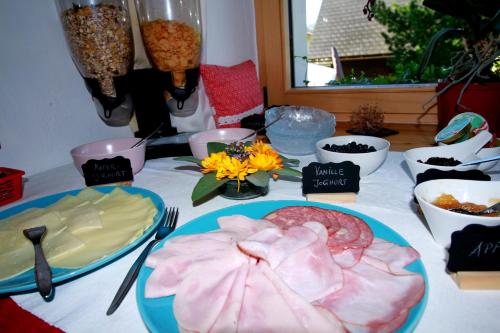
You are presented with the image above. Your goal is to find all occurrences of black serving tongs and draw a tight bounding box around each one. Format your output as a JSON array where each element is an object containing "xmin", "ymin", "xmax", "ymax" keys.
[{"xmin": 23, "ymin": 226, "xmax": 54, "ymax": 301}]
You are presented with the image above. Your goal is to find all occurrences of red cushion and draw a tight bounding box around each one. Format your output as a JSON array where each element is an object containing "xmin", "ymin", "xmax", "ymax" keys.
[{"xmin": 201, "ymin": 60, "xmax": 263, "ymax": 128}]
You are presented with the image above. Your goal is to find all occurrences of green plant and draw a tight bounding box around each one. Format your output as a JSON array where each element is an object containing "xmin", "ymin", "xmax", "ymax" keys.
[
  {"xmin": 416, "ymin": 0, "xmax": 500, "ymax": 110},
  {"xmin": 373, "ymin": 0, "xmax": 466, "ymax": 82}
]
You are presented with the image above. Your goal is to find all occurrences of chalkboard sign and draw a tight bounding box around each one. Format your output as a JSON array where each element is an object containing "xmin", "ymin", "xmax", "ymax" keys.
[
  {"xmin": 416, "ymin": 169, "xmax": 490, "ymax": 185},
  {"xmin": 447, "ymin": 224, "xmax": 500, "ymax": 272},
  {"xmin": 82, "ymin": 156, "xmax": 133, "ymax": 186},
  {"xmin": 302, "ymin": 162, "xmax": 360, "ymax": 195}
]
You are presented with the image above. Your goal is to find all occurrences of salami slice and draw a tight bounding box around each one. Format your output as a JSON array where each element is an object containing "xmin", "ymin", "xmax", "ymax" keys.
[
  {"xmin": 264, "ymin": 206, "xmax": 333, "ymax": 229},
  {"xmin": 264, "ymin": 206, "xmax": 374, "ymax": 259},
  {"xmin": 346, "ymin": 215, "xmax": 373, "ymax": 249}
]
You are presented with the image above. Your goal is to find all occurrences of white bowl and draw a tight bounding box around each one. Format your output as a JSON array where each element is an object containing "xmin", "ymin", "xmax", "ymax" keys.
[
  {"xmin": 188, "ymin": 128, "xmax": 257, "ymax": 160},
  {"xmin": 414, "ymin": 179, "xmax": 500, "ymax": 247},
  {"xmin": 70, "ymin": 137, "xmax": 145, "ymax": 175},
  {"xmin": 404, "ymin": 130, "xmax": 493, "ymax": 182},
  {"xmin": 404, "ymin": 146, "xmax": 478, "ymax": 182},
  {"xmin": 476, "ymin": 145, "xmax": 500, "ymax": 171},
  {"xmin": 438, "ymin": 136, "xmax": 500, "ymax": 171},
  {"xmin": 316, "ymin": 135, "xmax": 390, "ymax": 177}
]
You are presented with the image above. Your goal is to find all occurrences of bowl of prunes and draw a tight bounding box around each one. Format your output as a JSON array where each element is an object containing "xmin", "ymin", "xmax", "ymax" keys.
[
  {"xmin": 403, "ymin": 131, "xmax": 493, "ymax": 182},
  {"xmin": 316, "ymin": 135, "xmax": 390, "ymax": 176}
]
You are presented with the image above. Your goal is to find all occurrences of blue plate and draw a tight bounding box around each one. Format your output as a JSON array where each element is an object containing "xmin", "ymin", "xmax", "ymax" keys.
[
  {"xmin": 0, "ymin": 186, "xmax": 165, "ymax": 295},
  {"xmin": 137, "ymin": 200, "xmax": 428, "ymax": 333}
]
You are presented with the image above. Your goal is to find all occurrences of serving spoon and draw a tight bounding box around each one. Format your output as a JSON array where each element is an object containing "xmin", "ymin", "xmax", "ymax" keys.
[
  {"xmin": 130, "ymin": 122, "xmax": 164, "ymax": 149},
  {"xmin": 240, "ymin": 111, "xmax": 285, "ymax": 141},
  {"xmin": 449, "ymin": 202, "xmax": 500, "ymax": 216},
  {"xmin": 23, "ymin": 226, "xmax": 54, "ymax": 301},
  {"xmin": 459, "ymin": 154, "xmax": 500, "ymax": 167}
]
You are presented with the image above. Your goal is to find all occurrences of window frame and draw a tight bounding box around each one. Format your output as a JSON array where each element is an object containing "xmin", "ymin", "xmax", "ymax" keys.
[{"xmin": 254, "ymin": 0, "xmax": 438, "ymax": 124}]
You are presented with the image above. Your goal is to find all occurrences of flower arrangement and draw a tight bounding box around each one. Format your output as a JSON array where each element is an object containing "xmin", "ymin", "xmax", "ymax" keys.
[{"xmin": 175, "ymin": 140, "xmax": 302, "ymax": 203}]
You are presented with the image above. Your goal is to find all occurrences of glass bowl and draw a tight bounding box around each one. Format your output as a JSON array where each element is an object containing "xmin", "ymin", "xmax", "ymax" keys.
[{"xmin": 265, "ymin": 106, "xmax": 336, "ymax": 155}]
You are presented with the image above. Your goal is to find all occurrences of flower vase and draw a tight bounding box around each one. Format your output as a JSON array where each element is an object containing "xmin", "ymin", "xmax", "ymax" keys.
[{"xmin": 218, "ymin": 180, "xmax": 269, "ymax": 200}]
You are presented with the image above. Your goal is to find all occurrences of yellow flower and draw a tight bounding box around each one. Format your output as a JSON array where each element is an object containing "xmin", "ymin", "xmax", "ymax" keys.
[
  {"xmin": 201, "ymin": 152, "xmax": 227, "ymax": 173},
  {"xmin": 249, "ymin": 152, "xmax": 283, "ymax": 171},
  {"xmin": 217, "ymin": 156, "xmax": 257, "ymax": 181},
  {"xmin": 247, "ymin": 140, "xmax": 275, "ymax": 155}
]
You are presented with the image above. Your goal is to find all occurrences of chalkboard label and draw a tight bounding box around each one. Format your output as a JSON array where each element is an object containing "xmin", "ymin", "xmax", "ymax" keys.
[
  {"xmin": 447, "ymin": 224, "xmax": 500, "ymax": 272},
  {"xmin": 82, "ymin": 156, "xmax": 133, "ymax": 186},
  {"xmin": 302, "ymin": 162, "xmax": 360, "ymax": 195},
  {"xmin": 416, "ymin": 169, "xmax": 490, "ymax": 185}
]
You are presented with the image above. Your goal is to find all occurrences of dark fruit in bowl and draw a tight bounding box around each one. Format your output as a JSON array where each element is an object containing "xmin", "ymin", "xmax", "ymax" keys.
[
  {"xmin": 417, "ymin": 157, "xmax": 462, "ymax": 166},
  {"xmin": 323, "ymin": 141, "xmax": 376, "ymax": 153}
]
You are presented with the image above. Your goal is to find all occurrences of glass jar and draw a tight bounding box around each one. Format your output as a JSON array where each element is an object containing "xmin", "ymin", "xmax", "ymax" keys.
[
  {"xmin": 135, "ymin": 0, "xmax": 201, "ymax": 113},
  {"xmin": 218, "ymin": 180, "xmax": 269, "ymax": 200},
  {"xmin": 56, "ymin": 0, "xmax": 135, "ymax": 126}
]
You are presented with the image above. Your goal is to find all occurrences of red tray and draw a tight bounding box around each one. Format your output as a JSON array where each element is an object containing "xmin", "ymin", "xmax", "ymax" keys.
[{"xmin": 0, "ymin": 167, "xmax": 25, "ymax": 207}]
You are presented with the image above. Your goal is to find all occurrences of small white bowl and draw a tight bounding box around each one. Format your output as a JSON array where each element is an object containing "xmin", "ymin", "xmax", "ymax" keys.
[
  {"xmin": 70, "ymin": 137, "xmax": 145, "ymax": 175},
  {"xmin": 438, "ymin": 136, "xmax": 500, "ymax": 172},
  {"xmin": 403, "ymin": 131, "xmax": 494, "ymax": 182},
  {"xmin": 188, "ymin": 128, "xmax": 257, "ymax": 160},
  {"xmin": 316, "ymin": 135, "xmax": 390, "ymax": 177},
  {"xmin": 476, "ymin": 144, "xmax": 500, "ymax": 171},
  {"xmin": 414, "ymin": 179, "xmax": 500, "ymax": 247},
  {"xmin": 404, "ymin": 146, "xmax": 478, "ymax": 182}
]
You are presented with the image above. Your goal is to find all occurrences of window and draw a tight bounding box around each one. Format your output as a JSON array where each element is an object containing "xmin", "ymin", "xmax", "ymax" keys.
[{"xmin": 254, "ymin": 0, "xmax": 438, "ymax": 124}]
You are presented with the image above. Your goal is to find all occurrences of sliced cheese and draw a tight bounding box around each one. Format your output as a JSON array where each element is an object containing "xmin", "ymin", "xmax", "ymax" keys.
[{"xmin": 0, "ymin": 188, "xmax": 157, "ymax": 281}]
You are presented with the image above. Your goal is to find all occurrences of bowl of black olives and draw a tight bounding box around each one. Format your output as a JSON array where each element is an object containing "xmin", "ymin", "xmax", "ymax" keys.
[{"xmin": 316, "ymin": 135, "xmax": 390, "ymax": 176}]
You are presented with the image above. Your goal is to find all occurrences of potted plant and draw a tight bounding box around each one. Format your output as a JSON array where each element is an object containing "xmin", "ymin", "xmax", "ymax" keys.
[{"xmin": 416, "ymin": 0, "xmax": 499, "ymax": 134}]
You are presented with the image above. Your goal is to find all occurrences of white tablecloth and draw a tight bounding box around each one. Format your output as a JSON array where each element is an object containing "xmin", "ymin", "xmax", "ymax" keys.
[{"xmin": 5, "ymin": 152, "xmax": 500, "ymax": 332}]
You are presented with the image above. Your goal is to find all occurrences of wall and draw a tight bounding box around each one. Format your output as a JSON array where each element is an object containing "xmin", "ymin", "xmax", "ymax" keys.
[{"xmin": 0, "ymin": 0, "xmax": 257, "ymax": 176}]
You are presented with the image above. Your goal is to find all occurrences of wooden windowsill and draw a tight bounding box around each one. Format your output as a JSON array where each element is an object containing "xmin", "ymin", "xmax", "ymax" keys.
[{"xmin": 259, "ymin": 123, "xmax": 438, "ymax": 152}]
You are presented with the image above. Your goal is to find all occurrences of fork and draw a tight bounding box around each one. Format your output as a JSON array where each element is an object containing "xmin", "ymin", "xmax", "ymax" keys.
[{"xmin": 106, "ymin": 207, "xmax": 179, "ymax": 315}]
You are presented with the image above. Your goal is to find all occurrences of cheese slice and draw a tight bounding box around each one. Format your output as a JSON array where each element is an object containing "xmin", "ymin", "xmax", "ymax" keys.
[
  {"xmin": 60, "ymin": 206, "xmax": 103, "ymax": 234},
  {"xmin": 0, "ymin": 188, "xmax": 157, "ymax": 280}
]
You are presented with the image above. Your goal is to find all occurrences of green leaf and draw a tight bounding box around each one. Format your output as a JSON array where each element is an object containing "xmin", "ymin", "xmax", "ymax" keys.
[
  {"xmin": 192, "ymin": 173, "xmax": 229, "ymax": 203},
  {"xmin": 275, "ymin": 167, "xmax": 302, "ymax": 178},
  {"xmin": 246, "ymin": 171, "xmax": 270, "ymax": 187},
  {"xmin": 174, "ymin": 156, "xmax": 202, "ymax": 165},
  {"xmin": 280, "ymin": 155, "xmax": 300, "ymax": 166},
  {"xmin": 207, "ymin": 142, "xmax": 227, "ymax": 154}
]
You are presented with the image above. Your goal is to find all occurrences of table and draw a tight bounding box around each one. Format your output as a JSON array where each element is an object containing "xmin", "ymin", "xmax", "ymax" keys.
[{"xmin": 4, "ymin": 152, "xmax": 500, "ymax": 332}]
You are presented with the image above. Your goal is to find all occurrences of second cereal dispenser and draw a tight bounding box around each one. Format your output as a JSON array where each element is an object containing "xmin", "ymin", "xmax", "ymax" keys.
[
  {"xmin": 135, "ymin": 0, "xmax": 202, "ymax": 116},
  {"xmin": 56, "ymin": 0, "xmax": 135, "ymax": 126}
]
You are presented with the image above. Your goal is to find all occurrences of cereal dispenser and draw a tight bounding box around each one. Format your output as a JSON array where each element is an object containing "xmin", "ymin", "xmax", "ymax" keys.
[
  {"xmin": 134, "ymin": 0, "xmax": 202, "ymax": 115},
  {"xmin": 56, "ymin": 0, "xmax": 135, "ymax": 126}
]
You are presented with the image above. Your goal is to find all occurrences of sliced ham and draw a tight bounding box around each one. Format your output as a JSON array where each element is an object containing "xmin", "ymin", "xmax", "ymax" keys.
[
  {"xmin": 259, "ymin": 263, "xmax": 346, "ymax": 333},
  {"xmin": 331, "ymin": 247, "xmax": 364, "ymax": 268},
  {"xmin": 238, "ymin": 264, "xmax": 309, "ymax": 333},
  {"xmin": 144, "ymin": 209, "xmax": 424, "ymax": 333},
  {"xmin": 274, "ymin": 234, "xmax": 344, "ymax": 302},
  {"xmin": 217, "ymin": 215, "xmax": 278, "ymax": 237},
  {"xmin": 315, "ymin": 261, "xmax": 425, "ymax": 332},
  {"xmin": 174, "ymin": 262, "xmax": 247, "ymax": 333},
  {"xmin": 362, "ymin": 238, "xmax": 420, "ymax": 274},
  {"xmin": 238, "ymin": 222, "xmax": 344, "ymax": 301}
]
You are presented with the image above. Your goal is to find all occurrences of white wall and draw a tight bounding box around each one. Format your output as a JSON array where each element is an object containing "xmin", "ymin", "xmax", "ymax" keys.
[{"xmin": 0, "ymin": 0, "xmax": 257, "ymax": 176}]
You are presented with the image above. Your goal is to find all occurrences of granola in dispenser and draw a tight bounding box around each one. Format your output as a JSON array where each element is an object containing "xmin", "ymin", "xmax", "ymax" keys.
[{"xmin": 60, "ymin": 4, "xmax": 133, "ymax": 97}]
